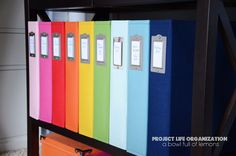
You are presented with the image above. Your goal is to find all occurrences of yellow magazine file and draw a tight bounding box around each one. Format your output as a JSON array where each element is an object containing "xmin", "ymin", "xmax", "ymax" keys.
[{"xmin": 79, "ymin": 21, "xmax": 94, "ymax": 137}]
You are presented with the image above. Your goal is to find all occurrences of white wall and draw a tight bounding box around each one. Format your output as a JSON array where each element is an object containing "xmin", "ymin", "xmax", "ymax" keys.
[{"xmin": 0, "ymin": 0, "xmax": 27, "ymax": 152}]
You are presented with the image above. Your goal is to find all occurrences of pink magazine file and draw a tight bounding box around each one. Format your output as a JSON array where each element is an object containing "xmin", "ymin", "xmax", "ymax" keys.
[
  {"xmin": 39, "ymin": 22, "xmax": 52, "ymax": 123},
  {"xmin": 28, "ymin": 22, "xmax": 40, "ymax": 120}
]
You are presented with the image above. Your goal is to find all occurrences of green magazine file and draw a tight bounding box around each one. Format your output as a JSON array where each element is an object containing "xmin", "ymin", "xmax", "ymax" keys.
[{"xmin": 93, "ymin": 21, "xmax": 111, "ymax": 143}]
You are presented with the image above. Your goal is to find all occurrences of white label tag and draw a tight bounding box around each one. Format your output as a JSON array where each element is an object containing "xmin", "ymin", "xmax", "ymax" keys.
[
  {"xmin": 113, "ymin": 41, "xmax": 122, "ymax": 66},
  {"xmin": 67, "ymin": 37, "xmax": 74, "ymax": 58},
  {"xmin": 81, "ymin": 38, "xmax": 89, "ymax": 60},
  {"xmin": 41, "ymin": 36, "xmax": 48, "ymax": 56},
  {"xmin": 29, "ymin": 35, "xmax": 35, "ymax": 55},
  {"xmin": 131, "ymin": 41, "xmax": 141, "ymax": 66},
  {"xmin": 53, "ymin": 37, "xmax": 60, "ymax": 57},
  {"xmin": 96, "ymin": 39, "xmax": 104, "ymax": 62},
  {"xmin": 151, "ymin": 35, "xmax": 167, "ymax": 74},
  {"xmin": 153, "ymin": 41, "xmax": 163, "ymax": 69}
]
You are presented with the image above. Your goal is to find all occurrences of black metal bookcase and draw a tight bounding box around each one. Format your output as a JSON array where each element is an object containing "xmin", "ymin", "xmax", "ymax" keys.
[{"xmin": 24, "ymin": 0, "xmax": 236, "ymax": 156}]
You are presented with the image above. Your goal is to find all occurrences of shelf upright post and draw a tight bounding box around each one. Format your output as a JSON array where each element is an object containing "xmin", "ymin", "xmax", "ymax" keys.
[
  {"xmin": 191, "ymin": 0, "xmax": 219, "ymax": 156},
  {"xmin": 212, "ymin": 1, "xmax": 236, "ymax": 155},
  {"xmin": 25, "ymin": 0, "xmax": 39, "ymax": 155}
]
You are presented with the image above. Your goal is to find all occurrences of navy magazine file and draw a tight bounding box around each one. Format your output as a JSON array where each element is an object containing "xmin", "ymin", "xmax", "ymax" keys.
[{"xmin": 147, "ymin": 20, "xmax": 195, "ymax": 156}]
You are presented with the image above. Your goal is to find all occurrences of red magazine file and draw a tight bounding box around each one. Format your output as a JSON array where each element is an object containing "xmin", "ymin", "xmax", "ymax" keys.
[{"xmin": 52, "ymin": 22, "xmax": 66, "ymax": 128}]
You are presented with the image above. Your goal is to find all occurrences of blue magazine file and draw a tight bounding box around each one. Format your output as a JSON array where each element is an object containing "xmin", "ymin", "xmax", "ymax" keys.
[{"xmin": 127, "ymin": 20, "xmax": 150, "ymax": 156}]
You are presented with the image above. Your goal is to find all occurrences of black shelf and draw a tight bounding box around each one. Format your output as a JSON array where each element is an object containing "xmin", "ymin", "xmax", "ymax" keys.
[
  {"xmin": 28, "ymin": 0, "xmax": 236, "ymax": 11},
  {"xmin": 29, "ymin": 0, "xmax": 92, "ymax": 10},
  {"xmin": 93, "ymin": 0, "xmax": 195, "ymax": 8},
  {"xmin": 25, "ymin": 0, "xmax": 236, "ymax": 156}
]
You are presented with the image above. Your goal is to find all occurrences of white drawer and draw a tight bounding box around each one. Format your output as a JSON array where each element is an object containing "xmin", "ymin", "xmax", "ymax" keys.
[
  {"xmin": 0, "ymin": 0, "xmax": 24, "ymax": 29},
  {"xmin": 0, "ymin": 33, "xmax": 25, "ymax": 66},
  {"xmin": 0, "ymin": 70, "xmax": 26, "ymax": 139}
]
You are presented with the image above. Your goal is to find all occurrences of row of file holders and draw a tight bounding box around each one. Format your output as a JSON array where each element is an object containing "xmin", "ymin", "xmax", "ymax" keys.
[{"xmin": 28, "ymin": 20, "xmax": 236, "ymax": 156}]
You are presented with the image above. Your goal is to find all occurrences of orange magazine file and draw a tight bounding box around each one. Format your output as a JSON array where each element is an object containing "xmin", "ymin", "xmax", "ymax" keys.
[{"xmin": 65, "ymin": 22, "xmax": 79, "ymax": 132}]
